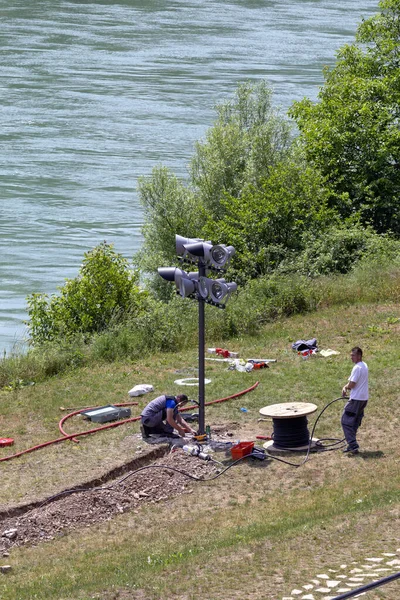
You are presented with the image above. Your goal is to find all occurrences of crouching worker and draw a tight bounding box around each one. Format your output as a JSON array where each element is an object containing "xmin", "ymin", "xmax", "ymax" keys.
[{"xmin": 140, "ymin": 394, "xmax": 197, "ymax": 438}]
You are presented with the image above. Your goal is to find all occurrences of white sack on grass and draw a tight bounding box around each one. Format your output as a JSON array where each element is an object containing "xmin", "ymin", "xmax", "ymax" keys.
[{"xmin": 128, "ymin": 384, "xmax": 154, "ymax": 397}]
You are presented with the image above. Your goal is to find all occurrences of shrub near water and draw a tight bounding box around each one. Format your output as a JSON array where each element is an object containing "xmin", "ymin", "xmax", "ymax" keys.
[{"xmin": 26, "ymin": 242, "xmax": 148, "ymax": 345}]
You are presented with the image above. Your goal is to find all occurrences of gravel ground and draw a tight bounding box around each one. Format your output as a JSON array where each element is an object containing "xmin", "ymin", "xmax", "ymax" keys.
[{"xmin": 0, "ymin": 448, "xmax": 221, "ymax": 554}]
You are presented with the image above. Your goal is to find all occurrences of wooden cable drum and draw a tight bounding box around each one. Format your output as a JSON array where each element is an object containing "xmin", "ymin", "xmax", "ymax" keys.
[{"xmin": 259, "ymin": 402, "xmax": 318, "ymax": 450}]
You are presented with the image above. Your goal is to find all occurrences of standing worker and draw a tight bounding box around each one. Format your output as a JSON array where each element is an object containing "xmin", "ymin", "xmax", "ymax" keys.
[
  {"xmin": 341, "ymin": 346, "xmax": 369, "ymax": 454},
  {"xmin": 140, "ymin": 394, "xmax": 197, "ymax": 438}
]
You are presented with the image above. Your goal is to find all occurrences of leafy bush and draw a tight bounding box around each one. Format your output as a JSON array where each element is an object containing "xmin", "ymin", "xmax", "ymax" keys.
[
  {"xmin": 202, "ymin": 152, "xmax": 336, "ymax": 284},
  {"xmin": 278, "ymin": 224, "xmax": 400, "ymax": 277},
  {"xmin": 134, "ymin": 167, "xmax": 204, "ymax": 300},
  {"xmin": 134, "ymin": 81, "xmax": 294, "ymax": 297},
  {"xmin": 290, "ymin": 0, "xmax": 400, "ymax": 235},
  {"xmin": 190, "ymin": 80, "xmax": 293, "ymax": 220},
  {"xmin": 222, "ymin": 274, "xmax": 317, "ymax": 336},
  {"xmin": 90, "ymin": 296, "xmax": 199, "ymax": 362},
  {"xmin": 26, "ymin": 242, "xmax": 147, "ymax": 345}
]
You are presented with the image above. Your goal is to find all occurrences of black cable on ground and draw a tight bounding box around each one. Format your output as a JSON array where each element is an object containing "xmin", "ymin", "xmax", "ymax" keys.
[
  {"xmin": 330, "ymin": 571, "xmax": 400, "ymax": 600},
  {"xmin": 37, "ymin": 457, "xmax": 252, "ymax": 508},
  {"xmin": 34, "ymin": 396, "xmax": 347, "ymax": 508}
]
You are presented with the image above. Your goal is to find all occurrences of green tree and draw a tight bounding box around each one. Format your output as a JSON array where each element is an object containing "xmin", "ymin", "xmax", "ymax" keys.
[
  {"xmin": 190, "ymin": 80, "xmax": 292, "ymax": 220},
  {"xmin": 26, "ymin": 242, "xmax": 146, "ymax": 344},
  {"xmin": 290, "ymin": 0, "xmax": 400, "ymax": 235},
  {"xmin": 134, "ymin": 166, "xmax": 203, "ymax": 299},
  {"xmin": 202, "ymin": 152, "xmax": 336, "ymax": 284},
  {"xmin": 134, "ymin": 81, "xmax": 294, "ymax": 294}
]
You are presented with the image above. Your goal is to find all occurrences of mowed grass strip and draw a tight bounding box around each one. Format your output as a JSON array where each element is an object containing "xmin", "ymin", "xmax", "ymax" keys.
[{"xmin": 0, "ymin": 467, "xmax": 398, "ymax": 599}]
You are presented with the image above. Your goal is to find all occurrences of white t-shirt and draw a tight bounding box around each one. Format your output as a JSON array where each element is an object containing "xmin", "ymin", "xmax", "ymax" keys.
[{"xmin": 349, "ymin": 361, "xmax": 369, "ymax": 401}]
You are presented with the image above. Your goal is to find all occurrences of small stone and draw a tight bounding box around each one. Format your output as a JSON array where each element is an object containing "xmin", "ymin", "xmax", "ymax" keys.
[
  {"xmin": 2, "ymin": 529, "xmax": 17, "ymax": 540},
  {"xmin": 0, "ymin": 565, "xmax": 12, "ymax": 574},
  {"xmin": 326, "ymin": 580, "xmax": 340, "ymax": 588},
  {"xmin": 365, "ymin": 557, "xmax": 384, "ymax": 562}
]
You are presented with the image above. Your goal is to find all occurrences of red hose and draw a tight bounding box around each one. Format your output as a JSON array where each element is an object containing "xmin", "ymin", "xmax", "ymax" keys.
[{"xmin": 0, "ymin": 382, "xmax": 259, "ymax": 463}]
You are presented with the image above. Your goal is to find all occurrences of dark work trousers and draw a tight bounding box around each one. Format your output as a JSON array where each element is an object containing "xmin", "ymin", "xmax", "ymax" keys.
[
  {"xmin": 141, "ymin": 411, "xmax": 174, "ymax": 435},
  {"xmin": 341, "ymin": 399, "xmax": 368, "ymax": 449}
]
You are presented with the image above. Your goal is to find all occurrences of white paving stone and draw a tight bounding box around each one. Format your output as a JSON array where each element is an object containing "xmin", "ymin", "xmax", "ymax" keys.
[
  {"xmin": 326, "ymin": 580, "xmax": 340, "ymax": 588},
  {"xmin": 365, "ymin": 557, "xmax": 384, "ymax": 562},
  {"xmin": 287, "ymin": 548, "xmax": 400, "ymax": 600}
]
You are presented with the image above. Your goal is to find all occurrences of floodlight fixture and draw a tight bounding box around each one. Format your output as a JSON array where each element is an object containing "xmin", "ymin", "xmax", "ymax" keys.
[
  {"xmin": 175, "ymin": 234, "xmax": 235, "ymax": 270},
  {"xmin": 158, "ymin": 267, "xmax": 181, "ymax": 282},
  {"xmin": 175, "ymin": 271, "xmax": 198, "ymax": 299},
  {"xmin": 198, "ymin": 276, "xmax": 237, "ymax": 306},
  {"xmin": 158, "ymin": 267, "xmax": 199, "ymax": 299},
  {"xmin": 175, "ymin": 235, "xmax": 206, "ymax": 256},
  {"xmin": 182, "ymin": 241, "xmax": 236, "ymax": 270}
]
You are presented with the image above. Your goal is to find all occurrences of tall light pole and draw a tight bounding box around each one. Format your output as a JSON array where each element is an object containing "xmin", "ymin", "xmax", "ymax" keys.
[
  {"xmin": 158, "ymin": 235, "xmax": 237, "ymax": 434},
  {"xmin": 198, "ymin": 258, "xmax": 206, "ymax": 434}
]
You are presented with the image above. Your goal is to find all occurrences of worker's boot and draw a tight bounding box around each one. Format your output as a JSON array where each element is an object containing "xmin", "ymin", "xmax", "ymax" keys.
[
  {"xmin": 140, "ymin": 424, "xmax": 151, "ymax": 438},
  {"xmin": 343, "ymin": 444, "xmax": 359, "ymax": 454}
]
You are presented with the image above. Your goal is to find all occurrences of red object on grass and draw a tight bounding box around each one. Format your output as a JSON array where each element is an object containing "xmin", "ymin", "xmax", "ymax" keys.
[
  {"xmin": 215, "ymin": 348, "xmax": 230, "ymax": 358},
  {"xmin": 230, "ymin": 441, "xmax": 254, "ymax": 460},
  {"xmin": 0, "ymin": 438, "xmax": 14, "ymax": 447}
]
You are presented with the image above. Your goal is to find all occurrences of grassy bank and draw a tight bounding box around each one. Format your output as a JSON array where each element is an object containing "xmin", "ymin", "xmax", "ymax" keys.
[
  {"xmin": 1, "ymin": 259, "xmax": 400, "ymax": 390},
  {"xmin": 1, "ymin": 300, "xmax": 400, "ymax": 599}
]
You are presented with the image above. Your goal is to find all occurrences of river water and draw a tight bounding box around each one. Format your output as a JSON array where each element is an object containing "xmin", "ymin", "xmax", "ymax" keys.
[{"xmin": 1, "ymin": 0, "xmax": 378, "ymax": 353}]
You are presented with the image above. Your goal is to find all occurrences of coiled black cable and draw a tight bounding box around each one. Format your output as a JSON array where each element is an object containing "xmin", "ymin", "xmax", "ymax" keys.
[{"xmin": 272, "ymin": 416, "xmax": 311, "ymax": 449}]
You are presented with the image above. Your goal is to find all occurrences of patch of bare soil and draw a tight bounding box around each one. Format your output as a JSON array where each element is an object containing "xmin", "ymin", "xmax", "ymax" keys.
[{"xmin": 0, "ymin": 448, "xmax": 220, "ymax": 554}]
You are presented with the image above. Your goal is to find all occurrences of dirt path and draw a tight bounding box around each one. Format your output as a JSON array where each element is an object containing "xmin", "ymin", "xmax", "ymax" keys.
[{"xmin": 0, "ymin": 448, "xmax": 219, "ymax": 554}]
